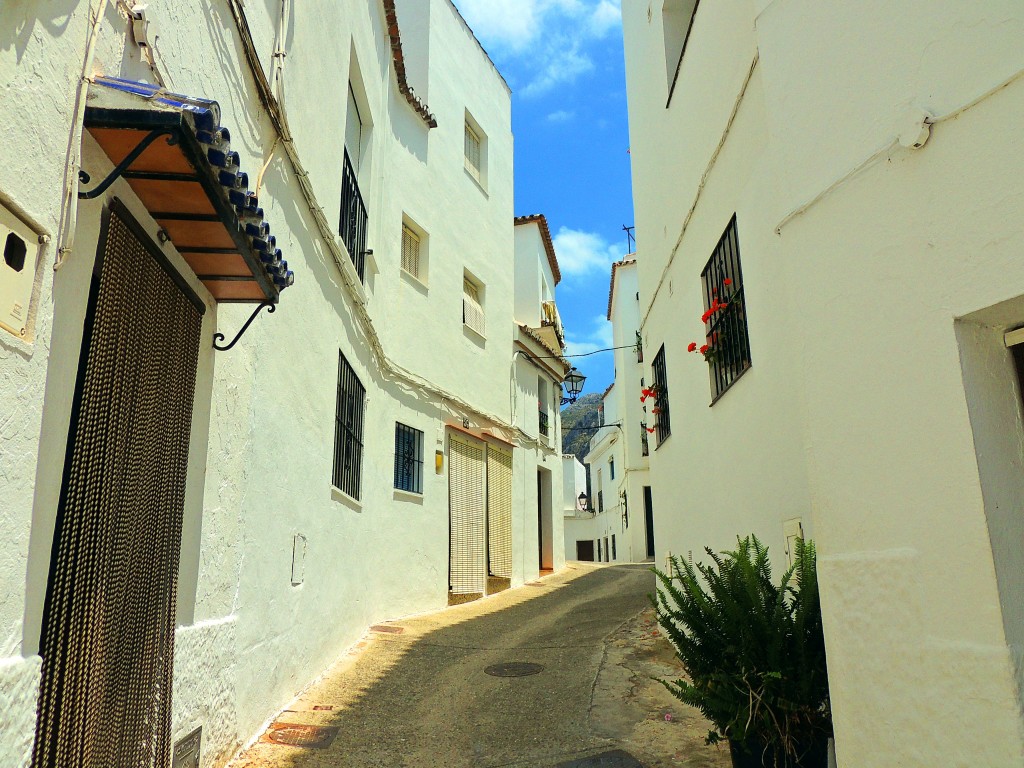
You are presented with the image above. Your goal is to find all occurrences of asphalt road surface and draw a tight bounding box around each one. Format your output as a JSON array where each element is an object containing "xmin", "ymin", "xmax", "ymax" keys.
[{"xmin": 230, "ymin": 563, "xmax": 728, "ymax": 768}]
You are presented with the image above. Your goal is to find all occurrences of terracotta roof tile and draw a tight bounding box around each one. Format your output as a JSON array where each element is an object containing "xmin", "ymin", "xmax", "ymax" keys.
[
  {"xmin": 514, "ymin": 213, "xmax": 561, "ymax": 285},
  {"xmin": 382, "ymin": 0, "xmax": 438, "ymax": 129}
]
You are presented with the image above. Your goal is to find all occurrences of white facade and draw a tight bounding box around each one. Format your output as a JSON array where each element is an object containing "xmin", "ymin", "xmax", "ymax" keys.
[
  {"xmin": 0, "ymin": 2, "xmax": 564, "ymax": 766},
  {"xmin": 512, "ymin": 215, "xmax": 569, "ymax": 577},
  {"xmin": 623, "ymin": 1, "xmax": 1024, "ymax": 765},
  {"xmin": 607, "ymin": 258, "xmax": 655, "ymax": 563}
]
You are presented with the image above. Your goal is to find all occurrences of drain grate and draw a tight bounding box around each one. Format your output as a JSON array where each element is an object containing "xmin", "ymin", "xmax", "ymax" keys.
[
  {"xmin": 484, "ymin": 661, "xmax": 545, "ymax": 677},
  {"xmin": 263, "ymin": 723, "xmax": 340, "ymax": 749}
]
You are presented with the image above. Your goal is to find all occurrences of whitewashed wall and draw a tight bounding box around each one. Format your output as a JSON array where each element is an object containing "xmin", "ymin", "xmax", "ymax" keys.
[
  {"xmin": 608, "ymin": 260, "xmax": 652, "ymax": 562},
  {"xmin": 0, "ymin": 1, "xmax": 535, "ymax": 766},
  {"xmin": 623, "ymin": 0, "xmax": 1024, "ymax": 764}
]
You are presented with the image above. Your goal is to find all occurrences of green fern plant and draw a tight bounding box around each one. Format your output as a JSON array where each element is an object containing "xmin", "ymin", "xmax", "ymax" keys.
[{"xmin": 653, "ymin": 536, "xmax": 831, "ymax": 764}]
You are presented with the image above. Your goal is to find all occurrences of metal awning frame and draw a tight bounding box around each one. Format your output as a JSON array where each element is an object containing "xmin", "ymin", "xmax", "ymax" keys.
[{"xmin": 81, "ymin": 105, "xmax": 281, "ymax": 304}]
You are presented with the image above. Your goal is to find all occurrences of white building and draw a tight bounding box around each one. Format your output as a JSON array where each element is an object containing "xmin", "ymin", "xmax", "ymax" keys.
[
  {"xmin": 0, "ymin": 2, "xmax": 566, "ymax": 766},
  {"xmin": 623, "ymin": 1, "xmax": 1024, "ymax": 765},
  {"xmin": 606, "ymin": 257, "xmax": 655, "ymax": 563}
]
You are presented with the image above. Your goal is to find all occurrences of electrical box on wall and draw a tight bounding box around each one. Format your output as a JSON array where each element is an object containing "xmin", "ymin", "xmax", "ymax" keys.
[{"xmin": 0, "ymin": 203, "xmax": 41, "ymax": 340}]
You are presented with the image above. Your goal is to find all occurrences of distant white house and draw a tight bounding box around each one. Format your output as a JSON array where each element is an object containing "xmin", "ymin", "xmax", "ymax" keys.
[
  {"xmin": 0, "ymin": 2, "xmax": 569, "ymax": 766},
  {"xmin": 622, "ymin": 1, "xmax": 1024, "ymax": 765}
]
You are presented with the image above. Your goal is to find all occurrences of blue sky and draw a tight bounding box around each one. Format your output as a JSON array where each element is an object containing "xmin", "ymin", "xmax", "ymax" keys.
[{"xmin": 450, "ymin": 0, "xmax": 634, "ymax": 399}]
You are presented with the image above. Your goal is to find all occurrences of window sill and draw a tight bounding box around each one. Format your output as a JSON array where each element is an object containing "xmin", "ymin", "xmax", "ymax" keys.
[
  {"xmin": 400, "ymin": 268, "xmax": 429, "ymax": 292},
  {"xmin": 464, "ymin": 166, "xmax": 488, "ymax": 197},
  {"xmin": 709, "ymin": 362, "xmax": 752, "ymax": 407},
  {"xmin": 331, "ymin": 485, "xmax": 363, "ymax": 511},
  {"xmin": 393, "ymin": 488, "xmax": 424, "ymax": 504}
]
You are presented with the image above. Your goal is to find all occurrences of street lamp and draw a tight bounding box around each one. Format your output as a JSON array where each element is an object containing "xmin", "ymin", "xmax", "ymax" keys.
[
  {"xmin": 561, "ymin": 367, "xmax": 586, "ymax": 405},
  {"xmin": 577, "ymin": 492, "xmax": 593, "ymax": 514}
]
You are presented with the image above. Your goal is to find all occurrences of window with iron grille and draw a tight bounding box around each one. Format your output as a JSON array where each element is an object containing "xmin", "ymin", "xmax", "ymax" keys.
[
  {"xmin": 394, "ymin": 422, "xmax": 424, "ymax": 494},
  {"xmin": 609, "ymin": 457, "xmax": 615, "ymax": 480},
  {"xmin": 701, "ymin": 215, "xmax": 751, "ymax": 402},
  {"xmin": 652, "ymin": 345, "xmax": 671, "ymax": 444},
  {"xmin": 333, "ymin": 352, "xmax": 365, "ymax": 499}
]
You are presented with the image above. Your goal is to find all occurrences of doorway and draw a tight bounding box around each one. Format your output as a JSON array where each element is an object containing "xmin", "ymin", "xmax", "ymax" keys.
[
  {"xmin": 537, "ymin": 467, "xmax": 553, "ymax": 570},
  {"xmin": 644, "ymin": 486, "xmax": 655, "ymax": 559},
  {"xmin": 32, "ymin": 200, "xmax": 204, "ymax": 768}
]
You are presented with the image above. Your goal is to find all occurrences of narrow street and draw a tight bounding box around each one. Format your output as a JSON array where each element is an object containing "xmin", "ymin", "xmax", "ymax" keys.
[{"xmin": 230, "ymin": 564, "xmax": 729, "ymax": 768}]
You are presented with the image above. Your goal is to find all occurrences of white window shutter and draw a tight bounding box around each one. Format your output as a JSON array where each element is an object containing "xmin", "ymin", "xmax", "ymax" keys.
[{"xmin": 401, "ymin": 225, "xmax": 420, "ymax": 277}]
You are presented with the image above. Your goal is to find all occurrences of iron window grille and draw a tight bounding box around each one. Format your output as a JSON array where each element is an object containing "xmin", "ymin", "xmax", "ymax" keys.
[
  {"xmin": 339, "ymin": 148, "xmax": 367, "ymax": 281},
  {"xmin": 538, "ymin": 405, "xmax": 550, "ymax": 438},
  {"xmin": 333, "ymin": 352, "xmax": 366, "ymax": 499},
  {"xmin": 609, "ymin": 458, "xmax": 615, "ymax": 480},
  {"xmin": 597, "ymin": 490, "xmax": 604, "ymax": 513},
  {"xmin": 640, "ymin": 423, "xmax": 650, "ymax": 457},
  {"xmin": 652, "ymin": 345, "xmax": 671, "ymax": 444},
  {"xmin": 394, "ymin": 422, "xmax": 424, "ymax": 494},
  {"xmin": 701, "ymin": 215, "xmax": 752, "ymax": 402}
]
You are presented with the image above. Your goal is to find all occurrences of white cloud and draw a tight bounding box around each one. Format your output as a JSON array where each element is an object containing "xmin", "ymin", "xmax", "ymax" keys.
[
  {"xmin": 452, "ymin": 0, "xmax": 540, "ymax": 50},
  {"xmin": 452, "ymin": 0, "xmax": 622, "ymax": 96},
  {"xmin": 520, "ymin": 44, "xmax": 594, "ymax": 98},
  {"xmin": 552, "ymin": 227, "xmax": 623, "ymax": 277},
  {"xmin": 546, "ymin": 109, "xmax": 576, "ymax": 123},
  {"xmin": 564, "ymin": 315, "xmax": 614, "ymax": 360}
]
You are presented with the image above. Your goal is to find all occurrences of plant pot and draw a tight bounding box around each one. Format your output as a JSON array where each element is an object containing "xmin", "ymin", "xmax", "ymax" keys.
[{"xmin": 729, "ymin": 736, "xmax": 829, "ymax": 768}]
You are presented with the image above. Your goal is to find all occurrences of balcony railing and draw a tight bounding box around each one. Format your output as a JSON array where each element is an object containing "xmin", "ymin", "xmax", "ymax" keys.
[{"xmin": 339, "ymin": 148, "xmax": 367, "ymax": 281}]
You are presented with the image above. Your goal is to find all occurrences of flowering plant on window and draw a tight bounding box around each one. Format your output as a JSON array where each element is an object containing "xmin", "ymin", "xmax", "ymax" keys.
[
  {"xmin": 639, "ymin": 384, "xmax": 661, "ymax": 403},
  {"xmin": 688, "ymin": 278, "xmax": 736, "ymax": 363}
]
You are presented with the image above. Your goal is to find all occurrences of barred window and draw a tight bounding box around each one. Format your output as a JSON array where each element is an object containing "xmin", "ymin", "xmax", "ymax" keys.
[
  {"xmin": 652, "ymin": 345, "xmax": 671, "ymax": 444},
  {"xmin": 701, "ymin": 215, "xmax": 752, "ymax": 402},
  {"xmin": 333, "ymin": 352, "xmax": 365, "ymax": 499},
  {"xmin": 394, "ymin": 422, "xmax": 424, "ymax": 494}
]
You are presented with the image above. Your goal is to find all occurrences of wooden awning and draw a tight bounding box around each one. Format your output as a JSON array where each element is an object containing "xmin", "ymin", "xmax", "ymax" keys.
[{"xmin": 82, "ymin": 76, "xmax": 293, "ymax": 304}]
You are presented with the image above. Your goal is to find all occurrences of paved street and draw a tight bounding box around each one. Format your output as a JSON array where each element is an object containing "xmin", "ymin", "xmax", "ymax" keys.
[{"xmin": 230, "ymin": 563, "xmax": 730, "ymax": 768}]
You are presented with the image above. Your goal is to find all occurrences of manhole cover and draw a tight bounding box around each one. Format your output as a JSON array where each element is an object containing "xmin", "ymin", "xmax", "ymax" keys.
[
  {"xmin": 484, "ymin": 662, "xmax": 545, "ymax": 677},
  {"xmin": 263, "ymin": 723, "xmax": 340, "ymax": 749}
]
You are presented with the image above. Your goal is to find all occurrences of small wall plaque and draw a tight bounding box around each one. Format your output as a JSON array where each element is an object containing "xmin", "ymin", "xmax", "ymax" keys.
[{"xmin": 172, "ymin": 726, "xmax": 202, "ymax": 768}]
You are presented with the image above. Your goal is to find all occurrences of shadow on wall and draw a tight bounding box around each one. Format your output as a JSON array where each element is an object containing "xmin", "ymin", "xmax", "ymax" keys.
[{"xmin": 0, "ymin": 0, "xmax": 77, "ymax": 61}]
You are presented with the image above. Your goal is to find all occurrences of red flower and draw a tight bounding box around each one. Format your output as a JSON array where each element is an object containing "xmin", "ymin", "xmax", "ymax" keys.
[
  {"xmin": 646, "ymin": 427, "xmax": 656, "ymax": 433},
  {"xmin": 687, "ymin": 342, "xmax": 697, "ymax": 352},
  {"xmin": 651, "ymin": 407, "xmax": 661, "ymax": 414},
  {"xmin": 699, "ymin": 344, "xmax": 710, "ymax": 354},
  {"xmin": 724, "ymin": 278, "xmax": 732, "ymax": 286},
  {"xmin": 720, "ymin": 303, "xmax": 728, "ymax": 310},
  {"xmin": 701, "ymin": 310, "xmax": 712, "ymax": 323}
]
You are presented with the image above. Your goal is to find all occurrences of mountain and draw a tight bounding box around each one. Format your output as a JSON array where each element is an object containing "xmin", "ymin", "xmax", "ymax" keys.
[{"xmin": 560, "ymin": 392, "xmax": 604, "ymax": 464}]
